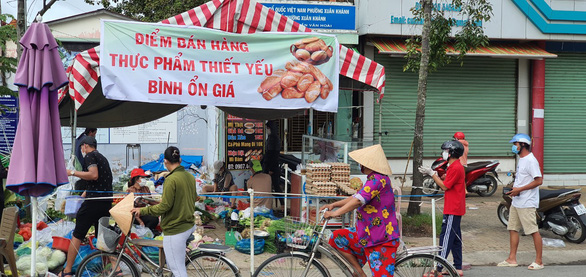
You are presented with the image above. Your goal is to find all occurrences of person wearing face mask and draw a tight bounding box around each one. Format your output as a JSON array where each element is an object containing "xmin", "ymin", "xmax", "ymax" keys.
[
  {"xmin": 498, "ymin": 134, "xmax": 544, "ymax": 270},
  {"xmin": 62, "ymin": 136, "xmax": 112, "ymax": 277},
  {"xmin": 419, "ymin": 140, "xmax": 466, "ymax": 276},
  {"xmin": 126, "ymin": 168, "xmax": 159, "ymax": 232},
  {"xmin": 132, "ymin": 146, "xmax": 197, "ymax": 277},
  {"xmin": 320, "ymin": 145, "xmax": 400, "ymax": 277}
]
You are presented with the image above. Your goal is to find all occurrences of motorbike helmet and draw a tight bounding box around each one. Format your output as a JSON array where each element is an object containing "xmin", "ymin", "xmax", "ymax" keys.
[
  {"xmin": 453, "ymin": 132, "xmax": 465, "ymax": 140},
  {"xmin": 509, "ymin": 133, "xmax": 531, "ymax": 145},
  {"xmin": 441, "ymin": 140, "xmax": 464, "ymax": 159}
]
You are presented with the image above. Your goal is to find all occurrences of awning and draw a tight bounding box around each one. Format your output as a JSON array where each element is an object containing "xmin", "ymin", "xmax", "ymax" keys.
[
  {"xmin": 58, "ymin": 0, "xmax": 388, "ymax": 124},
  {"xmin": 369, "ymin": 38, "xmax": 557, "ymax": 59}
]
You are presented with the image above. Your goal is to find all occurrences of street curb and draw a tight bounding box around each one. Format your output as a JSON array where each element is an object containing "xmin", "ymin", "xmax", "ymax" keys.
[{"xmin": 465, "ymin": 250, "xmax": 586, "ymax": 266}]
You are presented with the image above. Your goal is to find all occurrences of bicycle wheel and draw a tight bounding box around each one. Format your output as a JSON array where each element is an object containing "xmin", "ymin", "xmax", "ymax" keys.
[
  {"xmin": 253, "ymin": 252, "xmax": 328, "ymax": 277},
  {"xmin": 75, "ymin": 251, "xmax": 140, "ymax": 277},
  {"xmin": 395, "ymin": 253, "xmax": 458, "ymax": 277},
  {"xmin": 186, "ymin": 252, "xmax": 241, "ymax": 277}
]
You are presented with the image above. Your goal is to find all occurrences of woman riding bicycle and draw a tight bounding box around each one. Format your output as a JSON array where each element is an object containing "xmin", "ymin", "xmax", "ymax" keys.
[
  {"xmin": 132, "ymin": 146, "xmax": 198, "ymax": 277},
  {"xmin": 321, "ymin": 144, "xmax": 400, "ymax": 277}
]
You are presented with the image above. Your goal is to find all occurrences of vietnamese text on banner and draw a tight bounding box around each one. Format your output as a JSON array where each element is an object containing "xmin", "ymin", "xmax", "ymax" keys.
[{"xmin": 100, "ymin": 20, "xmax": 339, "ymax": 112}]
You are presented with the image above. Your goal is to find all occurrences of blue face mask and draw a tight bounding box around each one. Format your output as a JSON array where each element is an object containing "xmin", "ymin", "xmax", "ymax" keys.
[{"xmin": 512, "ymin": 145, "xmax": 520, "ymax": 154}]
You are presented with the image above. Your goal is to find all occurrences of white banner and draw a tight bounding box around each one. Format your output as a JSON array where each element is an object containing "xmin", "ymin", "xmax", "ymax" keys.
[{"xmin": 100, "ymin": 20, "xmax": 340, "ymax": 112}]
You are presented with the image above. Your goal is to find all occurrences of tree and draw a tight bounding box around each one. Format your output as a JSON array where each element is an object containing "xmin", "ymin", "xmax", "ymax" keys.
[
  {"xmin": 404, "ymin": 0, "xmax": 492, "ymax": 216},
  {"xmin": 0, "ymin": 14, "xmax": 18, "ymax": 98},
  {"xmin": 86, "ymin": 0, "xmax": 208, "ymax": 22}
]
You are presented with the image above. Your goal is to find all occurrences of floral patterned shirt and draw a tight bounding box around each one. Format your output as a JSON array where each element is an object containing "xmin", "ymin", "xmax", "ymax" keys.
[{"xmin": 352, "ymin": 172, "xmax": 400, "ymax": 248}]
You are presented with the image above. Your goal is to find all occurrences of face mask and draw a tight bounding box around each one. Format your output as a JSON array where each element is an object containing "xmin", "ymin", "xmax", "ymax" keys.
[
  {"xmin": 81, "ymin": 151, "xmax": 87, "ymax": 158},
  {"xmin": 512, "ymin": 145, "xmax": 520, "ymax": 154},
  {"xmin": 442, "ymin": 151, "xmax": 449, "ymax": 160},
  {"xmin": 139, "ymin": 179, "xmax": 147, "ymax": 187}
]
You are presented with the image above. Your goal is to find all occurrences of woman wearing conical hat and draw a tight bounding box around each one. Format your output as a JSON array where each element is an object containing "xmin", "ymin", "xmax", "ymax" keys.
[{"xmin": 322, "ymin": 144, "xmax": 400, "ymax": 277}]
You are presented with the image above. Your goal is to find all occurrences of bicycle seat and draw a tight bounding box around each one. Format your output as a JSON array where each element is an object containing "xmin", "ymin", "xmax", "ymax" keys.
[
  {"xmin": 198, "ymin": 243, "xmax": 232, "ymax": 253},
  {"xmin": 131, "ymin": 238, "xmax": 164, "ymax": 248}
]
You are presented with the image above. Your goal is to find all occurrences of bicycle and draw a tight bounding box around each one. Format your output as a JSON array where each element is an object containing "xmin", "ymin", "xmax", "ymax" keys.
[
  {"xmin": 253, "ymin": 210, "xmax": 459, "ymax": 277},
  {"xmin": 75, "ymin": 221, "xmax": 241, "ymax": 277}
]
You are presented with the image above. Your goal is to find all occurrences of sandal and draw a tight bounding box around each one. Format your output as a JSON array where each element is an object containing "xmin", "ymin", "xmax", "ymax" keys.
[
  {"xmin": 497, "ymin": 260, "xmax": 518, "ymax": 267},
  {"xmin": 528, "ymin": 262, "xmax": 544, "ymax": 270}
]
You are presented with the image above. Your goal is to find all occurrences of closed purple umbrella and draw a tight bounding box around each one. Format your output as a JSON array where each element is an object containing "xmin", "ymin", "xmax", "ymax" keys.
[
  {"xmin": 6, "ymin": 22, "xmax": 69, "ymax": 276},
  {"xmin": 7, "ymin": 22, "xmax": 69, "ymax": 196}
]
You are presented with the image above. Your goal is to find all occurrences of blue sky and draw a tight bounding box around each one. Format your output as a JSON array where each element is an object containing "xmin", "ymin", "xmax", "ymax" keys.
[{"xmin": 3, "ymin": 0, "xmax": 103, "ymax": 23}]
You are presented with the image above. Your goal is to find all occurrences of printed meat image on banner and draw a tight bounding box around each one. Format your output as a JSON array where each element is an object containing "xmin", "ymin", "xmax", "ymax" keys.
[{"xmin": 100, "ymin": 20, "xmax": 339, "ymax": 112}]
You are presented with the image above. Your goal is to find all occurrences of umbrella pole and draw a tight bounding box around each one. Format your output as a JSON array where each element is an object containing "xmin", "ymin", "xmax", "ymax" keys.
[
  {"xmin": 71, "ymin": 103, "xmax": 77, "ymax": 149},
  {"xmin": 31, "ymin": 197, "xmax": 38, "ymax": 276}
]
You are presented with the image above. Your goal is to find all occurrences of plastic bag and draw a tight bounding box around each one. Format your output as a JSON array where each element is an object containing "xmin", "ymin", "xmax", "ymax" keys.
[
  {"xmin": 235, "ymin": 238, "xmax": 265, "ymax": 255},
  {"xmin": 16, "ymin": 254, "xmax": 48, "ymax": 276},
  {"xmin": 132, "ymin": 225, "xmax": 154, "ymax": 238},
  {"xmin": 49, "ymin": 221, "xmax": 76, "ymax": 237},
  {"xmin": 542, "ymin": 237, "xmax": 566, "ymax": 247},
  {"xmin": 38, "ymin": 227, "xmax": 53, "ymax": 246},
  {"xmin": 195, "ymin": 201, "xmax": 206, "ymax": 211}
]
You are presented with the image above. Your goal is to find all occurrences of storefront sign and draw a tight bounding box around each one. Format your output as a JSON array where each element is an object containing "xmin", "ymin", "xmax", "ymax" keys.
[
  {"xmin": 261, "ymin": 3, "xmax": 355, "ymax": 30},
  {"xmin": 100, "ymin": 20, "xmax": 340, "ymax": 112},
  {"xmin": 0, "ymin": 95, "xmax": 18, "ymax": 153},
  {"xmin": 226, "ymin": 115, "xmax": 264, "ymax": 170},
  {"xmin": 390, "ymin": 1, "xmax": 482, "ymax": 27},
  {"xmin": 361, "ymin": 0, "xmax": 586, "ymax": 40}
]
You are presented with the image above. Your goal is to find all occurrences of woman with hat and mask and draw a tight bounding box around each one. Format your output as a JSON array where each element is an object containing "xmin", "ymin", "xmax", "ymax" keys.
[
  {"xmin": 321, "ymin": 144, "xmax": 400, "ymax": 277},
  {"xmin": 127, "ymin": 168, "xmax": 159, "ymax": 232},
  {"xmin": 132, "ymin": 146, "xmax": 198, "ymax": 277},
  {"xmin": 203, "ymin": 160, "xmax": 239, "ymax": 207}
]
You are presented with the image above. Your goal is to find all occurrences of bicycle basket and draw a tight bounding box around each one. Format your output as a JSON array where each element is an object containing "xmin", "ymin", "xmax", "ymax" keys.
[
  {"xmin": 283, "ymin": 217, "xmax": 320, "ymax": 249},
  {"xmin": 96, "ymin": 217, "xmax": 121, "ymax": 252}
]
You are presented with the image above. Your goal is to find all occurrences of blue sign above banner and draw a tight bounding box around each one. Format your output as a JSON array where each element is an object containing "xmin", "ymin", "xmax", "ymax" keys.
[
  {"xmin": 0, "ymin": 95, "xmax": 19, "ymax": 154},
  {"xmin": 261, "ymin": 3, "xmax": 355, "ymax": 30}
]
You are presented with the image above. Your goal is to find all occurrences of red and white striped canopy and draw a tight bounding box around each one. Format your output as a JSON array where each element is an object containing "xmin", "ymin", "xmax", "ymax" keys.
[{"xmin": 59, "ymin": 0, "xmax": 386, "ymax": 110}]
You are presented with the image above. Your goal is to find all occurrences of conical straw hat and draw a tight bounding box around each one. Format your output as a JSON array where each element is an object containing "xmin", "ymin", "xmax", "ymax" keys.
[
  {"xmin": 109, "ymin": 193, "xmax": 135, "ymax": 235},
  {"xmin": 348, "ymin": 144, "xmax": 392, "ymax": 176}
]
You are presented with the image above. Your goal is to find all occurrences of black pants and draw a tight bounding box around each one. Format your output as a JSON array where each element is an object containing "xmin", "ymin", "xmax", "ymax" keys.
[
  {"xmin": 73, "ymin": 200, "xmax": 112, "ymax": 240},
  {"xmin": 270, "ymin": 171, "xmax": 284, "ymax": 206}
]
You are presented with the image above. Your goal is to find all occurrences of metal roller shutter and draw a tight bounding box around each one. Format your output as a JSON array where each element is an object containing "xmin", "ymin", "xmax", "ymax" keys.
[
  {"xmin": 544, "ymin": 53, "xmax": 586, "ymax": 173},
  {"xmin": 374, "ymin": 55, "xmax": 517, "ymax": 158}
]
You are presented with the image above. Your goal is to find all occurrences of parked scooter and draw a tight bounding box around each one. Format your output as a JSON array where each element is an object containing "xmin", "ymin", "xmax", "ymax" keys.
[
  {"xmin": 497, "ymin": 174, "xmax": 586, "ymax": 243},
  {"xmin": 421, "ymin": 158, "xmax": 500, "ymax": 197}
]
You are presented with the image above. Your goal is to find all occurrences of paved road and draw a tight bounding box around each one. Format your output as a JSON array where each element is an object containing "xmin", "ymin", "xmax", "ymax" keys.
[{"xmin": 466, "ymin": 265, "xmax": 586, "ymax": 276}]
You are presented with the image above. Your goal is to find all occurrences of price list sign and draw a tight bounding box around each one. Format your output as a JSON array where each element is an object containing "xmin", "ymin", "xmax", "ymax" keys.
[
  {"xmin": 226, "ymin": 115, "xmax": 264, "ymax": 170},
  {"xmin": 0, "ymin": 95, "xmax": 18, "ymax": 153}
]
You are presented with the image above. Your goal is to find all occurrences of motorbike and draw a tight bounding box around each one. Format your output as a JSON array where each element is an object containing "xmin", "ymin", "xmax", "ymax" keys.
[
  {"xmin": 421, "ymin": 158, "xmax": 500, "ymax": 197},
  {"xmin": 497, "ymin": 174, "xmax": 586, "ymax": 243}
]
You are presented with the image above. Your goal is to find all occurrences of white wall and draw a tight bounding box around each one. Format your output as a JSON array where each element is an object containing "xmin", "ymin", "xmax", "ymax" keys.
[{"xmin": 358, "ymin": 0, "xmax": 586, "ymax": 41}]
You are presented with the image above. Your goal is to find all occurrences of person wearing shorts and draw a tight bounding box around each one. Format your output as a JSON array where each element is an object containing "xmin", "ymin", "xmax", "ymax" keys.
[
  {"xmin": 62, "ymin": 136, "xmax": 113, "ymax": 276},
  {"xmin": 498, "ymin": 134, "xmax": 544, "ymax": 270},
  {"xmin": 321, "ymin": 145, "xmax": 400, "ymax": 277}
]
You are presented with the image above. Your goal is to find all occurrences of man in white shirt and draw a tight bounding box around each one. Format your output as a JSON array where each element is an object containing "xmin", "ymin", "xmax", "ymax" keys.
[{"xmin": 498, "ymin": 134, "xmax": 544, "ymax": 270}]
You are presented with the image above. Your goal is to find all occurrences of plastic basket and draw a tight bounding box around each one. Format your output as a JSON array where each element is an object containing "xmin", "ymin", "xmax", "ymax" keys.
[
  {"xmin": 282, "ymin": 217, "xmax": 320, "ymax": 249},
  {"xmin": 52, "ymin": 236, "xmax": 71, "ymax": 252},
  {"xmin": 64, "ymin": 196, "xmax": 84, "ymax": 217},
  {"xmin": 96, "ymin": 217, "xmax": 121, "ymax": 252}
]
